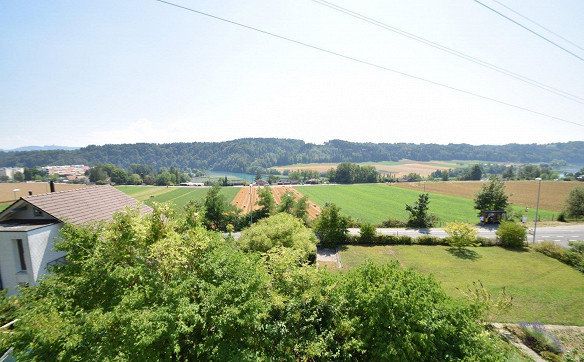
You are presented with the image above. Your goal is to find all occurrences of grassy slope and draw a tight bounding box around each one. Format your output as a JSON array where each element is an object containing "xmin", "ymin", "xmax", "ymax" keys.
[
  {"xmin": 339, "ymin": 245, "xmax": 584, "ymax": 325},
  {"xmin": 116, "ymin": 186, "xmax": 239, "ymax": 212},
  {"xmin": 296, "ymin": 184, "xmax": 556, "ymax": 225}
]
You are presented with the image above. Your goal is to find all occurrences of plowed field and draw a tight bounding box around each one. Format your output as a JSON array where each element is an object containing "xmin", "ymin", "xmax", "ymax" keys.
[{"xmin": 232, "ymin": 186, "xmax": 321, "ymax": 219}]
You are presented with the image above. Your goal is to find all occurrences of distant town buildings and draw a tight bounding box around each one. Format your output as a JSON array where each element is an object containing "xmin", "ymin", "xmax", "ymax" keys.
[
  {"xmin": 43, "ymin": 165, "xmax": 89, "ymax": 181},
  {"xmin": 0, "ymin": 167, "xmax": 24, "ymax": 180}
]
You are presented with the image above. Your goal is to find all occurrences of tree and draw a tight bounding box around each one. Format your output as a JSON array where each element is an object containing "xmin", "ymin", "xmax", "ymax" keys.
[
  {"xmin": 88, "ymin": 166, "xmax": 109, "ymax": 183},
  {"xmin": 156, "ymin": 170, "xmax": 175, "ymax": 186},
  {"xmin": 502, "ymin": 166, "xmax": 515, "ymax": 180},
  {"xmin": 467, "ymin": 164, "xmax": 483, "ymax": 181},
  {"xmin": 292, "ymin": 196, "xmax": 309, "ymax": 222},
  {"xmin": 445, "ymin": 222, "xmax": 478, "ymax": 248},
  {"xmin": 404, "ymin": 173, "xmax": 422, "ymax": 182},
  {"xmin": 313, "ymin": 203, "xmax": 349, "ymax": 245},
  {"xmin": 405, "ymin": 193, "xmax": 434, "ymax": 228},
  {"xmin": 12, "ymin": 171, "xmax": 24, "ymax": 182},
  {"xmin": 474, "ymin": 177, "xmax": 509, "ymax": 214},
  {"xmin": 128, "ymin": 173, "xmax": 143, "ymax": 185},
  {"xmin": 256, "ymin": 187, "xmax": 275, "ymax": 219},
  {"xmin": 565, "ymin": 187, "xmax": 584, "ymax": 219},
  {"xmin": 277, "ymin": 192, "xmax": 295, "ymax": 214},
  {"xmin": 203, "ymin": 184, "xmax": 227, "ymax": 230},
  {"xmin": 359, "ymin": 223, "xmax": 377, "ymax": 244},
  {"xmin": 237, "ymin": 213, "xmax": 317, "ymax": 261}
]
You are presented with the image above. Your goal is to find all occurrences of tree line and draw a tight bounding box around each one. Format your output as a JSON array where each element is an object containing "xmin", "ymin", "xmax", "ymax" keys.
[{"xmin": 1, "ymin": 138, "xmax": 582, "ymax": 173}]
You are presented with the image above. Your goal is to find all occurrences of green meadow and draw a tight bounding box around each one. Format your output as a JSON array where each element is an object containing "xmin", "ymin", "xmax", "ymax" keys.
[
  {"xmin": 296, "ymin": 184, "xmax": 556, "ymax": 225},
  {"xmin": 116, "ymin": 185, "xmax": 239, "ymax": 212},
  {"xmin": 339, "ymin": 245, "xmax": 584, "ymax": 325}
]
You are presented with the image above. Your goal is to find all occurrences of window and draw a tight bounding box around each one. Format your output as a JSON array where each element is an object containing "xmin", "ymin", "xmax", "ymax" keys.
[
  {"xmin": 16, "ymin": 239, "xmax": 27, "ymax": 271},
  {"xmin": 33, "ymin": 207, "xmax": 43, "ymax": 217}
]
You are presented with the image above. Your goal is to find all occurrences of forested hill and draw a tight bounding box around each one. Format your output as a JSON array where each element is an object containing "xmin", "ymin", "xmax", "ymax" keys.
[{"xmin": 0, "ymin": 138, "xmax": 582, "ymax": 173}]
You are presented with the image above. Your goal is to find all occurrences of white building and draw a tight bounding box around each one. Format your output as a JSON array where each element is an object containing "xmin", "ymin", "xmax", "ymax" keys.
[
  {"xmin": 0, "ymin": 167, "xmax": 24, "ymax": 180},
  {"xmin": 0, "ymin": 185, "xmax": 151, "ymax": 294}
]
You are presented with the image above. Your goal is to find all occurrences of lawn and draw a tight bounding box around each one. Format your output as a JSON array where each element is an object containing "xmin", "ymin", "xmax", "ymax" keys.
[
  {"xmin": 339, "ymin": 245, "xmax": 584, "ymax": 325},
  {"xmin": 116, "ymin": 186, "xmax": 239, "ymax": 213},
  {"xmin": 296, "ymin": 184, "xmax": 556, "ymax": 225}
]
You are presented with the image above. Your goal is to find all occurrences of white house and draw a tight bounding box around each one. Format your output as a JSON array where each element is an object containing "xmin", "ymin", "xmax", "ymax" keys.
[{"xmin": 0, "ymin": 184, "xmax": 151, "ymax": 294}]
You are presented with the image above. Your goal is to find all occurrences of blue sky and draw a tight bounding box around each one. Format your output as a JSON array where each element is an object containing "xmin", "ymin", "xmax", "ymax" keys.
[{"xmin": 1, "ymin": 0, "xmax": 583, "ymax": 148}]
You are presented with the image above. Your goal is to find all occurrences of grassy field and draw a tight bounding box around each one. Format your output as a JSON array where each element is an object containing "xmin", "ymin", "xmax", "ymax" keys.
[
  {"xmin": 116, "ymin": 186, "xmax": 239, "ymax": 212},
  {"xmin": 338, "ymin": 245, "xmax": 584, "ymax": 325},
  {"xmin": 395, "ymin": 180, "xmax": 581, "ymax": 212},
  {"xmin": 296, "ymin": 184, "xmax": 556, "ymax": 225}
]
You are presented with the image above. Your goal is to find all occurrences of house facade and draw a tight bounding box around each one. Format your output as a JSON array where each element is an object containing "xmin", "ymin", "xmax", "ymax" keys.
[{"xmin": 0, "ymin": 185, "xmax": 151, "ymax": 294}]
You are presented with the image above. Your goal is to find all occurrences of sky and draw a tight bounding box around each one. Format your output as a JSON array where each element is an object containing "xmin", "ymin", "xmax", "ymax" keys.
[{"xmin": 1, "ymin": 0, "xmax": 583, "ymax": 148}]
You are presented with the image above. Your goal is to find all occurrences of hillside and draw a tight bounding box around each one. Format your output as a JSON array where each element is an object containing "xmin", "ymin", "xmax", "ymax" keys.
[{"xmin": 0, "ymin": 138, "xmax": 582, "ymax": 173}]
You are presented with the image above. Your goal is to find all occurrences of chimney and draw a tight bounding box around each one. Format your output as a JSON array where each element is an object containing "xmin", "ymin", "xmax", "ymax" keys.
[
  {"xmin": 28, "ymin": 191, "xmax": 33, "ymax": 196},
  {"xmin": 49, "ymin": 181, "xmax": 55, "ymax": 193}
]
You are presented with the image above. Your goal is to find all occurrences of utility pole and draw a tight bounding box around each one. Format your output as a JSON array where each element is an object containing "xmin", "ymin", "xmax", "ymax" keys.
[{"xmin": 532, "ymin": 177, "xmax": 542, "ymax": 244}]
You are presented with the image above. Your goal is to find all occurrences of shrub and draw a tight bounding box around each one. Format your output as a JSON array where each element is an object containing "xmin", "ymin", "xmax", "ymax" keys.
[
  {"xmin": 557, "ymin": 212, "xmax": 566, "ymax": 222},
  {"xmin": 565, "ymin": 187, "xmax": 584, "ymax": 219},
  {"xmin": 414, "ymin": 235, "xmax": 444, "ymax": 245},
  {"xmin": 533, "ymin": 241, "xmax": 584, "ymax": 273},
  {"xmin": 533, "ymin": 241, "xmax": 565, "ymax": 260},
  {"xmin": 496, "ymin": 221, "xmax": 526, "ymax": 248},
  {"xmin": 476, "ymin": 236, "xmax": 497, "ymax": 246},
  {"xmin": 313, "ymin": 203, "xmax": 349, "ymax": 246},
  {"xmin": 238, "ymin": 213, "xmax": 318, "ymax": 261},
  {"xmin": 380, "ymin": 217, "xmax": 407, "ymax": 228},
  {"xmin": 359, "ymin": 223, "xmax": 377, "ymax": 244},
  {"xmin": 444, "ymin": 222, "xmax": 478, "ymax": 248}
]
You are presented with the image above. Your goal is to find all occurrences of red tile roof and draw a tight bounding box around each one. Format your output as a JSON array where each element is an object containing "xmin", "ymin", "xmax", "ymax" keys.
[{"xmin": 22, "ymin": 185, "xmax": 152, "ymax": 225}]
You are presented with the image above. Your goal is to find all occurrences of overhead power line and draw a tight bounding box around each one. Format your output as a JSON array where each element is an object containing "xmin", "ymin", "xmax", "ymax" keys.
[
  {"xmin": 472, "ymin": 0, "xmax": 584, "ymax": 63},
  {"xmin": 490, "ymin": 0, "xmax": 584, "ymax": 53},
  {"xmin": 153, "ymin": 0, "xmax": 584, "ymax": 128},
  {"xmin": 309, "ymin": 0, "xmax": 584, "ymax": 105}
]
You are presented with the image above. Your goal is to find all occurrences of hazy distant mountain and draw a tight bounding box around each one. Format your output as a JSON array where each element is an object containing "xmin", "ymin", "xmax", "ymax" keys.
[{"xmin": 5, "ymin": 145, "xmax": 79, "ymax": 152}]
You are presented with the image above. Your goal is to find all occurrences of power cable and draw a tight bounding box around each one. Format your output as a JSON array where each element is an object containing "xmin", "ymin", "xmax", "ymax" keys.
[
  {"xmin": 153, "ymin": 0, "xmax": 584, "ymax": 128},
  {"xmin": 472, "ymin": 0, "xmax": 584, "ymax": 63},
  {"xmin": 490, "ymin": 0, "xmax": 584, "ymax": 53},
  {"xmin": 309, "ymin": 0, "xmax": 584, "ymax": 105}
]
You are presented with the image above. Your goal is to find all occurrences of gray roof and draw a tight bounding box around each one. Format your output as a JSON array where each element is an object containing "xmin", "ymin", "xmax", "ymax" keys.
[
  {"xmin": 0, "ymin": 221, "xmax": 58, "ymax": 232},
  {"xmin": 17, "ymin": 185, "xmax": 151, "ymax": 225}
]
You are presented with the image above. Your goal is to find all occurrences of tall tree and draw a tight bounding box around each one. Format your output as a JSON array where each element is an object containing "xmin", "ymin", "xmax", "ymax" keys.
[
  {"xmin": 204, "ymin": 184, "xmax": 227, "ymax": 230},
  {"xmin": 474, "ymin": 177, "xmax": 509, "ymax": 213},
  {"xmin": 256, "ymin": 187, "xmax": 275, "ymax": 219},
  {"xmin": 405, "ymin": 193, "xmax": 434, "ymax": 228}
]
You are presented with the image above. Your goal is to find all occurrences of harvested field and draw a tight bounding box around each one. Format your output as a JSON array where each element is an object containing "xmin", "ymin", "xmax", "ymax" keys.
[
  {"xmin": 0, "ymin": 182, "xmax": 87, "ymax": 203},
  {"xmin": 231, "ymin": 186, "xmax": 321, "ymax": 219},
  {"xmin": 394, "ymin": 181, "xmax": 581, "ymax": 212},
  {"xmin": 272, "ymin": 160, "xmax": 459, "ymax": 177}
]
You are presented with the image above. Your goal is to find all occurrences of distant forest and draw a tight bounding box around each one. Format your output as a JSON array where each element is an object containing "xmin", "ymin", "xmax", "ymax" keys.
[{"xmin": 0, "ymin": 138, "xmax": 582, "ymax": 173}]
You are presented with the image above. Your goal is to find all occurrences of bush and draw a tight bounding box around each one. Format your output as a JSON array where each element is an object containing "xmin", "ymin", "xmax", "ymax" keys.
[
  {"xmin": 313, "ymin": 203, "xmax": 349, "ymax": 246},
  {"xmin": 565, "ymin": 187, "xmax": 584, "ymax": 219},
  {"xmin": 533, "ymin": 241, "xmax": 584, "ymax": 273},
  {"xmin": 533, "ymin": 241, "xmax": 565, "ymax": 260},
  {"xmin": 238, "ymin": 213, "xmax": 318, "ymax": 261},
  {"xmin": 359, "ymin": 223, "xmax": 377, "ymax": 244},
  {"xmin": 444, "ymin": 222, "xmax": 478, "ymax": 248},
  {"xmin": 557, "ymin": 212, "xmax": 566, "ymax": 222},
  {"xmin": 414, "ymin": 235, "xmax": 444, "ymax": 245},
  {"xmin": 380, "ymin": 217, "xmax": 407, "ymax": 228},
  {"xmin": 496, "ymin": 221, "xmax": 526, "ymax": 248}
]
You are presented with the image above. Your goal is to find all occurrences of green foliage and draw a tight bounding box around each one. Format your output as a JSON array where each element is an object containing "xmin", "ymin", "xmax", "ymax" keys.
[
  {"xmin": 313, "ymin": 203, "xmax": 349, "ymax": 245},
  {"xmin": 459, "ymin": 281, "xmax": 513, "ymax": 321},
  {"xmin": 380, "ymin": 217, "xmax": 407, "ymax": 228},
  {"xmin": 359, "ymin": 223, "xmax": 376, "ymax": 244},
  {"xmin": 566, "ymin": 187, "xmax": 584, "ymax": 219},
  {"xmin": 203, "ymin": 184, "xmax": 227, "ymax": 230},
  {"xmin": 277, "ymin": 192, "xmax": 295, "ymax": 214},
  {"xmin": 0, "ymin": 290, "xmax": 16, "ymax": 327},
  {"xmin": 474, "ymin": 177, "xmax": 509, "ymax": 213},
  {"xmin": 533, "ymin": 241, "xmax": 584, "ymax": 273},
  {"xmin": 7, "ymin": 208, "xmax": 505, "ymax": 360},
  {"xmin": 405, "ymin": 193, "xmax": 435, "ymax": 228},
  {"xmin": 328, "ymin": 162, "xmax": 379, "ymax": 184},
  {"xmin": 445, "ymin": 222, "xmax": 478, "ymax": 248},
  {"xmin": 256, "ymin": 187, "xmax": 275, "ymax": 219},
  {"xmin": 496, "ymin": 221, "xmax": 526, "ymax": 248},
  {"xmin": 292, "ymin": 195, "xmax": 309, "ymax": 222},
  {"xmin": 403, "ymin": 172, "xmax": 422, "ymax": 182},
  {"xmin": 237, "ymin": 213, "xmax": 317, "ymax": 261}
]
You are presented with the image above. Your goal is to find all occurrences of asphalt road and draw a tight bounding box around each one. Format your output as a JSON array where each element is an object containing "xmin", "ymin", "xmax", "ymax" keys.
[{"xmin": 348, "ymin": 225, "xmax": 584, "ymax": 247}]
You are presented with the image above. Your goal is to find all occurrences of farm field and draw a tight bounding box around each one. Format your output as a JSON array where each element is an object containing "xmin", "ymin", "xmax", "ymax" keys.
[
  {"xmin": 395, "ymin": 180, "xmax": 581, "ymax": 212},
  {"xmin": 338, "ymin": 245, "xmax": 584, "ymax": 325},
  {"xmin": 272, "ymin": 160, "xmax": 462, "ymax": 177},
  {"xmin": 295, "ymin": 184, "xmax": 556, "ymax": 225},
  {"xmin": 116, "ymin": 185, "xmax": 239, "ymax": 212},
  {"xmin": 0, "ymin": 182, "xmax": 87, "ymax": 203},
  {"xmin": 232, "ymin": 186, "xmax": 321, "ymax": 218}
]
